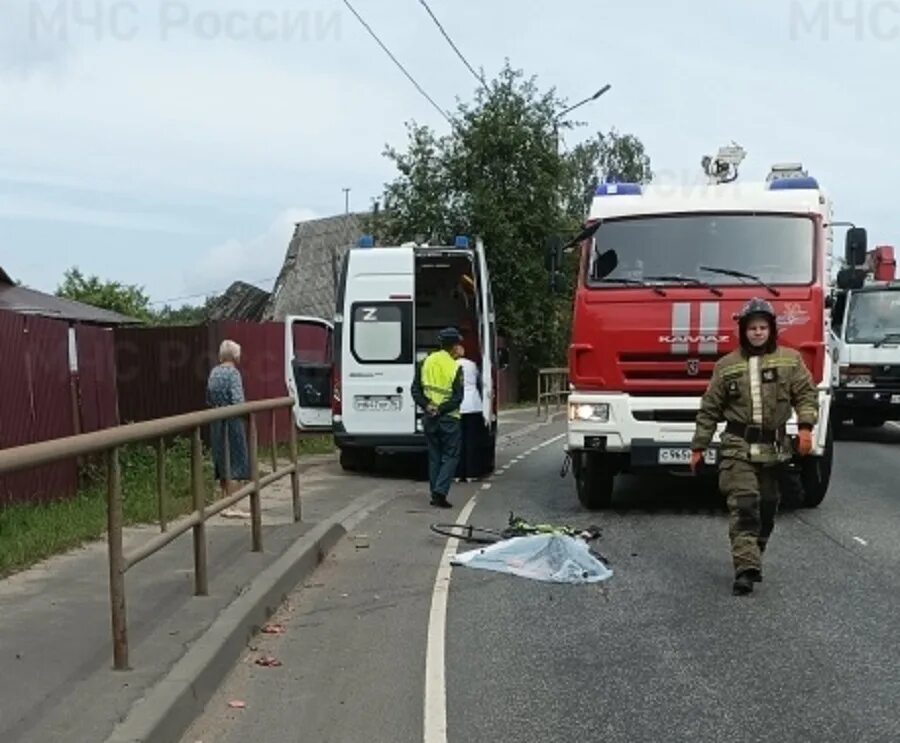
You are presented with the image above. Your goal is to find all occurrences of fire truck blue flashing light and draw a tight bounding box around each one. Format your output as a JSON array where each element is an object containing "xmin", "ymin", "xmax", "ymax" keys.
[
  {"xmin": 594, "ymin": 183, "xmax": 642, "ymax": 196},
  {"xmin": 768, "ymin": 176, "xmax": 820, "ymax": 191}
]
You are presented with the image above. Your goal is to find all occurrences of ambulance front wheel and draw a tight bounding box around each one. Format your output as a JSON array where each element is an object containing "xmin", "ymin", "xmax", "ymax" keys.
[{"xmin": 574, "ymin": 451, "xmax": 614, "ymax": 510}]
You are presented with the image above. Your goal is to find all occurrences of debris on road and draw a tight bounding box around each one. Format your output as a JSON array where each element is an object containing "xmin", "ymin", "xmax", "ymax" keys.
[
  {"xmin": 261, "ymin": 623, "xmax": 286, "ymax": 635},
  {"xmin": 255, "ymin": 655, "xmax": 283, "ymax": 667},
  {"xmin": 227, "ymin": 700, "xmax": 246, "ymax": 709},
  {"xmin": 451, "ymin": 533, "xmax": 613, "ymax": 585}
]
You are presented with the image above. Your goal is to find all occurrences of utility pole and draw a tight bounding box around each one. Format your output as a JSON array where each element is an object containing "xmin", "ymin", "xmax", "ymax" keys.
[{"xmin": 343, "ymin": 187, "xmax": 351, "ymax": 214}]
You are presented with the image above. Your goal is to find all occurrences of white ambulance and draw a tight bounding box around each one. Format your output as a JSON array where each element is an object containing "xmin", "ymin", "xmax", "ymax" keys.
[{"xmin": 284, "ymin": 235, "xmax": 507, "ymax": 473}]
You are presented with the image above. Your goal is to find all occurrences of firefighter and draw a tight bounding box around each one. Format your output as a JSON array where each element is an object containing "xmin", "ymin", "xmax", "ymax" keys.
[
  {"xmin": 689, "ymin": 298, "xmax": 819, "ymax": 595},
  {"xmin": 412, "ymin": 327, "xmax": 465, "ymax": 508}
]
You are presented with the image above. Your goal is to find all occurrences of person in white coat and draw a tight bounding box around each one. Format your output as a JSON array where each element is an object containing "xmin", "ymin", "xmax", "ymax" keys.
[{"xmin": 456, "ymin": 344, "xmax": 485, "ymax": 481}]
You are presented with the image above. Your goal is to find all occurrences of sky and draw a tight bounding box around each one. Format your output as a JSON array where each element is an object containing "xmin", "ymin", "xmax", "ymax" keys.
[{"xmin": 1, "ymin": 0, "xmax": 898, "ymax": 307}]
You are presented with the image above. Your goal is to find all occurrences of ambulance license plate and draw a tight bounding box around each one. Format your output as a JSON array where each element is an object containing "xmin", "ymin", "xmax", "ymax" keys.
[
  {"xmin": 892, "ymin": 394, "xmax": 900, "ymax": 404},
  {"xmin": 354, "ymin": 395, "xmax": 401, "ymax": 412}
]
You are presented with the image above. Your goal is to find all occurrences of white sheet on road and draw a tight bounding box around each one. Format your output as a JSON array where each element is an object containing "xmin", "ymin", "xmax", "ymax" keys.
[{"xmin": 450, "ymin": 534, "xmax": 613, "ymax": 584}]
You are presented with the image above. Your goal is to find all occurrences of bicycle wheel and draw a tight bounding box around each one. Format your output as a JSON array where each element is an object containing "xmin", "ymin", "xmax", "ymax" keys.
[{"xmin": 429, "ymin": 523, "xmax": 502, "ymax": 544}]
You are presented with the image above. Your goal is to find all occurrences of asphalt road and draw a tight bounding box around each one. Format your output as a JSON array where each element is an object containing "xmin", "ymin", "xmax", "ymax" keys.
[{"xmin": 183, "ymin": 418, "xmax": 900, "ymax": 743}]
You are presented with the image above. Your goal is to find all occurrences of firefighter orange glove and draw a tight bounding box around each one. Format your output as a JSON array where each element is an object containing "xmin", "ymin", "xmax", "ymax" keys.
[
  {"xmin": 689, "ymin": 450, "xmax": 704, "ymax": 474},
  {"xmin": 797, "ymin": 429, "xmax": 813, "ymax": 456}
]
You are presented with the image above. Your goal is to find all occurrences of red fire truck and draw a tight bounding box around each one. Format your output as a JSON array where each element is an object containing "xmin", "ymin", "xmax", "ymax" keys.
[{"xmin": 550, "ymin": 146, "xmax": 860, "ymax": 510}]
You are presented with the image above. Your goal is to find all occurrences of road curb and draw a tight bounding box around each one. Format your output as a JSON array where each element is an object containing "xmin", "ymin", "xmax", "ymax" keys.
[{"xmin": 103, "ymin": 503, "xmax": 361, "ymax": 743}]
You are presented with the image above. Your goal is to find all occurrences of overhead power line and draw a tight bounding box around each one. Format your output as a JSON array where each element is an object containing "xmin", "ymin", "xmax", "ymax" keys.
[
  {"xmin": 342, "ymin": 0, "xmax": 453, "ymax": 126},
  {"xmin": 417, "ymin": 0, "xmax": 487, "ymax": 91},
  {"xmin": 149, "ymin": 276, "xmax": 277, "ymax": 306}
]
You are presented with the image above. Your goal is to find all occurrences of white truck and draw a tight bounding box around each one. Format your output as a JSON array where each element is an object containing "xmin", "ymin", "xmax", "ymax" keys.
[
  {"xmin": 830, "ymin": 243, "xmax": 900, "ymax": 430},
  {"xmin": 284, "ymin": 234, "xmax": 507, "ymax": 473}
]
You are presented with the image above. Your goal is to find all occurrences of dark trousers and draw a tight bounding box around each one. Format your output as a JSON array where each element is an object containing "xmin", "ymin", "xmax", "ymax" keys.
[
  {"xmin": 457, "ymin": 412, "xmax": 485, "ymax": 479},
  {"xmin": 424, "ymin": 415, "xmax": 461, "ymax": 497},
  {"xmin": 718, "ymin": 458, "xmax": 781, "ymax": 575}
]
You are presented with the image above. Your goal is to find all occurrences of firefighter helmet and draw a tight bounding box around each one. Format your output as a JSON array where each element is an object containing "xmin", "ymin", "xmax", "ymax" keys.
[{"xmin": 738, "ymin": 297, "xmax": 776, "ymax": 322}]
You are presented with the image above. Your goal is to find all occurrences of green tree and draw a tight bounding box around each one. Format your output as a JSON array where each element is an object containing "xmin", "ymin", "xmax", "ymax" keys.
[
  {"xmin": 56, "ymin": 267, "xmax": 153, "ymax": 321},
  {"xmin": 56, "ymin": 268, "xmax": 217, "ymax": 326},
  {"xmin": 152, "ymin": 298, "xmax": 216, "ymax": 326},
  {"xmin": 369, "ymin": 63, "xmax": 652, "ymax": 394}
]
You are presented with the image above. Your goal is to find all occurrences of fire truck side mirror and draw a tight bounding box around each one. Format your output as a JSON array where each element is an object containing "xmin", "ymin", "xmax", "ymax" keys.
[
  {"xmin": 845, "ymin": 227, "xmax": 868, "ymax": 266},
  {"xmin": 544, "ymin": 236, "xmax": 563, "ymax": 272},
  {"xmin": 837, "ymin": 267, "xmax": 866, "ymax": 290}
]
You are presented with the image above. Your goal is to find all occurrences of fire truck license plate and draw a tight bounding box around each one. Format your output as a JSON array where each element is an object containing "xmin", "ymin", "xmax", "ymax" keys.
[
  {"xmin": 658, "ymin": 448, "xmax": 691, "ymax": 464},
  {"xmin": 658, "ymin": 448, "xmax": 716, "ymax": 465}
]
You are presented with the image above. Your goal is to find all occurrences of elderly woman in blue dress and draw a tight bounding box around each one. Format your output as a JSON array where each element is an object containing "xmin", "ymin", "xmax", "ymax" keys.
[{"xmin": 206, "ymin": 339, "xmax": 250, "ymax": 497}]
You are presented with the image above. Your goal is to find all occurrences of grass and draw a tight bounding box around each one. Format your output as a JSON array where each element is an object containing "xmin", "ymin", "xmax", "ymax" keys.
[{"xmin": 0, "ymin": 433, "xmax": 336, "ymax": 578}]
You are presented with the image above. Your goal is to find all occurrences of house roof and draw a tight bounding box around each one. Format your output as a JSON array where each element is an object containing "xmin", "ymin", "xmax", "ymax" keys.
[
  {"xmin": 206, "ymin": 281, "xmax": 271, "ymax": 321},
  {"xmin": 264, "ymin": 212, "xmax": 367, "ymax": 321},
  {"xmin": 0, "ymin": 268, "xmax": 142, "ymax": 325}
]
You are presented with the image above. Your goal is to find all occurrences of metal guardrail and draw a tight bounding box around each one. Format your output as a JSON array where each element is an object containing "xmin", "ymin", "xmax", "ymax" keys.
[
  {"xmin": 0, "ymin": 397, "xmax": 301, "ymax": 671},
  {"xmin": 536, "ymin": 367, "xmax": 569, "ymax": 419}
]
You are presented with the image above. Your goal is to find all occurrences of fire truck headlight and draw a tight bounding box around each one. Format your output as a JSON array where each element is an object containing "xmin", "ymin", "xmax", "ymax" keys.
[{"xmin": 570, "ymin": 403, "xmax": 610, "ymax": 423}]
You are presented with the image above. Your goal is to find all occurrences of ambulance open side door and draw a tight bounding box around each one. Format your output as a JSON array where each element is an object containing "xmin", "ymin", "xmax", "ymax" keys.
[
  {"xmin": 284, "ymin": 315, "xmax": 334, "ymax": 431},
  {"xmin": 474, "ymin": 237, "xmax": 495, "ymax": 428}
]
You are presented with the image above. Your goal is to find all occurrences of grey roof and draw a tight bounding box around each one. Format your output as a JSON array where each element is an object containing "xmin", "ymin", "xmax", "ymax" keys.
[
  {"xmin": 264, "ymin": 212, "xmax": 367, "ymax": 321},
  {"xmin": 0, "ymin": 267, "xmax": 142, "ymax": 325},
  {"xmin": 206, "ymin": 281, "xmax": 271, "ymax": 321}
]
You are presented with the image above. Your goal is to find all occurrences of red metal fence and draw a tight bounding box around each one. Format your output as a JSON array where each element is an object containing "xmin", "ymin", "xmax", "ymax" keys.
[
  {"xmin": 76, "ymin": 324, "xmax": 120, "ymax": 434},
  {"xmin": 0, "ymin": 311, "xmax": 77, "ymax": 506},
  {"xmin": 115, "ymin": 324, "xmax": 214, "ymax": 425}
]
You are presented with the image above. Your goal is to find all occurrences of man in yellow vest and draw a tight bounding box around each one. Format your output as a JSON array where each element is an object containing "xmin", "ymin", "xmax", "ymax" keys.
[{"xmin": 412, "ymin": 327, "xmax": 465, "ymax": 508}]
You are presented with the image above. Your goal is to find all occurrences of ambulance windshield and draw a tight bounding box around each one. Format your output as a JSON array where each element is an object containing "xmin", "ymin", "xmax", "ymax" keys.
[{"xmin": 587, "ymin": 214, "xmax": 814, "ymax": 288}]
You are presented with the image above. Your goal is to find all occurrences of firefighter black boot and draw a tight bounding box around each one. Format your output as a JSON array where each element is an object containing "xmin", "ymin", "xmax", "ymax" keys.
[{"xmin": 733, "ymin": 569, "xmax": 759, "ymax": 596}]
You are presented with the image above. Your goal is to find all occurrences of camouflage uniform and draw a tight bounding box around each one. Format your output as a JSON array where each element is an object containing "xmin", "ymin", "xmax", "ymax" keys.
[{"xmin": 691, "ymin": 346, "xmax": 819, "ymax": 578}]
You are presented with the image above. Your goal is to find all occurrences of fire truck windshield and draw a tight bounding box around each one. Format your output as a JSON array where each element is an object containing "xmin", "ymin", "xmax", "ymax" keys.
[
  {"xmin": 845, "ymin": 290, "xmax": 900, "ymax": 344},
  {"xmin": 586, "ymin": 214, "xmax": 814, "ymax": 289}
]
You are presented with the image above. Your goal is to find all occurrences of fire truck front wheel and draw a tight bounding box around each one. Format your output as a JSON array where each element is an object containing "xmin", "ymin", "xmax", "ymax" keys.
[
  {"xmin": 574, "ymin": 451, "xmax": 614, "ymax": 510},
  {"xmin": 799, "ymin": 425, "xmax": 834, "ymax": 508}
]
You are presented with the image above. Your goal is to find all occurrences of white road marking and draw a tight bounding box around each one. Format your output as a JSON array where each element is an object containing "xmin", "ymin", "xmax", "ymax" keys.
[
  {"xmin": 853, "ymin": 536, "xmax": 868, "ymax": 546},
  {"xmin": 424, "ymin": 495, "xmax": 478, "ymax": 743},
  {"xmin": 423, "ymin": 429, "xmax": 568, "ymax": 743}
]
